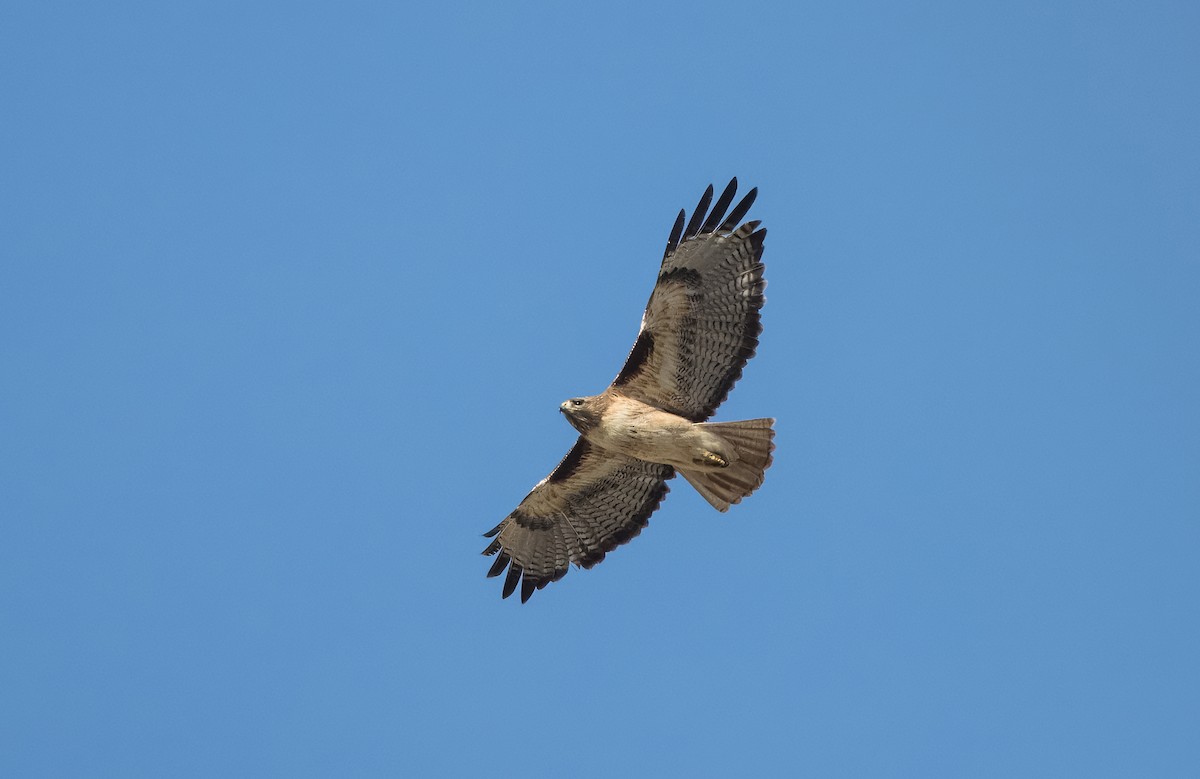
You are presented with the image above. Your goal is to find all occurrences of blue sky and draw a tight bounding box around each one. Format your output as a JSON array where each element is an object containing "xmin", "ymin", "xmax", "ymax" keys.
[{"xmin": 2, "ymin": 1, "xmax": 1198, "ymax": 776}]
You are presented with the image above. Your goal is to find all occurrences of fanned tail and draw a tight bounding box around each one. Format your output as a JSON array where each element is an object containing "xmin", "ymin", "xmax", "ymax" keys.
[{"xmin": 679, "ymin": 418, "xmax": 775, "ymax": 512}]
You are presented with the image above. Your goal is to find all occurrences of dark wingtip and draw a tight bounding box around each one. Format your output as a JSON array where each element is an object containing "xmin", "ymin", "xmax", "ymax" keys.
[
  {"xmin": 502, "ymin": 564, "xmax": 522, "ymax": 599},
  {"xmin": 520, "ymin": 577, "xmax": 536, "ymax": 603},
  {"xmin": 486, "ymin": 551, "xmax": 511, "ymax": 578},
  {"xmin": 701, "ymin": 178, "xmax": 739, "ymax": 234},
  {"xmin": 683, "ymin": 183, "xmax": 714, "ymax": 240},
  {"xmin": 664, "ymin": 209, "xmax": 686, "ymax": 259},
  {"xmin": 748, "ymin": 226, "xmax": 767, "ymax": 255},
  {"xmin": 720, "ymin": 186, "xmax": 758, "ymax": 232}
]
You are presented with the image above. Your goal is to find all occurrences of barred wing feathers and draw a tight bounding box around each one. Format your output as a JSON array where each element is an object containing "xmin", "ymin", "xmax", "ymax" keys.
[
  {"xmin": 613, "ymin": 178, "xmax": 766, "ymax": 422},
  {"xmin": 482, "ymin": 438, "xmax": 674, "ymax": 603}
]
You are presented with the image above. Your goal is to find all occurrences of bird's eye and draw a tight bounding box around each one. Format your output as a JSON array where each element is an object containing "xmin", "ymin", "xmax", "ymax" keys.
[{"xmin": 571, "ymin": 399, "xmax": 584, "ymax": 407}]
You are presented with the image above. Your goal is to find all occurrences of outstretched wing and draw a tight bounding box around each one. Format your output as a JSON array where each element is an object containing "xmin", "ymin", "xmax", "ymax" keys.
[
  {"xmin": 482, "ymin": 438, "xmax": 674, "ymax": 603},
  {"xmin": 612, "ymin": 178, "xmax": 766, "ymax": 422}
]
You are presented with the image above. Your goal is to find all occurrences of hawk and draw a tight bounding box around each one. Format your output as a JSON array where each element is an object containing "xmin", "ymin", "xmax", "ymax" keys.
[{"xmin": 483, "ymin": 179, "xmax": 775, "ymax": 602}]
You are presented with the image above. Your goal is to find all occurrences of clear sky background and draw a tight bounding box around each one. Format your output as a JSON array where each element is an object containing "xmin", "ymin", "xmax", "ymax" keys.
[{"xmin": 3, "ymin": 2, "xmax": 1198, "ymax": 776}]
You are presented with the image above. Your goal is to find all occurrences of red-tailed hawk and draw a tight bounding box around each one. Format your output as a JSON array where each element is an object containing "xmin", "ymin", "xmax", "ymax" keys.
[{"xmin": 483, "ymin": 179, "xmax": 774, "ymax": 602}]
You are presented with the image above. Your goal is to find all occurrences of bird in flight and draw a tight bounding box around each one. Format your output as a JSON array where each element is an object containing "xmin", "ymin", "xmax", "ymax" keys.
[{"xmin": 483, "ymin": 179, "xmax": 774, "ymax": 602}]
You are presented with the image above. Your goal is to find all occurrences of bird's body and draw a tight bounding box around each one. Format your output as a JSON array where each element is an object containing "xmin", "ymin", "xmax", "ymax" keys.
[
  {"xmin": 561, "ymin": 393, "xmax": 751, "ymax": 473},
  {"xmin": 483, "ymin": 179, "xmax": 776, "ymax": 602}
]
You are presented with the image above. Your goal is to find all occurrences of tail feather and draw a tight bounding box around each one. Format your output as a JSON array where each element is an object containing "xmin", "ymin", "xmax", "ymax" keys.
[{"xmin": 679, "ymin": 418, "xmax": 775, "ymax": 512}]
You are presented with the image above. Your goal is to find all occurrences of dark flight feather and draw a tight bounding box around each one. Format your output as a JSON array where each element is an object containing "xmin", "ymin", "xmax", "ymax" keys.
[{"xmin": 682, "ymin": 184, "xmax": 713, "ymax": 239}]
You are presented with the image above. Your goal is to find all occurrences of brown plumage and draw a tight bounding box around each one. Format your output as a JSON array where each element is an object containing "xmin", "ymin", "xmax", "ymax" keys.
[{"xmin": 483, "ymin": 179, "xmax": 775, "ymax": 602}]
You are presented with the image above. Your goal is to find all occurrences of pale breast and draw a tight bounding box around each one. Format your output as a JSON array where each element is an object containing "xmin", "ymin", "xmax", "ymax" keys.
[{"xmin": 586, "ymin": 396, "xmax": 699, "ymax": 466}]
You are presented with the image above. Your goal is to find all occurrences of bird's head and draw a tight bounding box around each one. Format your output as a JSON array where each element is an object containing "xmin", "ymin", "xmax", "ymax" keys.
[{"xmin": 560, "ymin": 395, "xmax": 602, "ymax": 434}]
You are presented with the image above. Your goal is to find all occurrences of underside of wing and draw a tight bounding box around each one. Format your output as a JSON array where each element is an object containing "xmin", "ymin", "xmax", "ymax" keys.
[
  {"xmin": 612, "ymin": 178, "xmax": 767, "ymax": 421},
  {"xmin": 481, "ymin": 438, "xmax": 674, "ymax": 603}
]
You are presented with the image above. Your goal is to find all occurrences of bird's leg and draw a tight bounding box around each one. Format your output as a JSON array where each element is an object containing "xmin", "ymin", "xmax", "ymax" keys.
[{"xmin": 697, "ymin": 451, "xmax": 729, "ymax": 468}]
